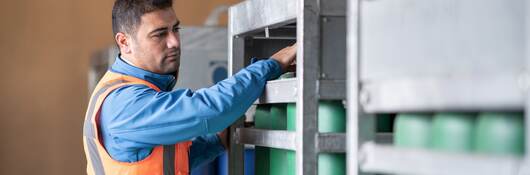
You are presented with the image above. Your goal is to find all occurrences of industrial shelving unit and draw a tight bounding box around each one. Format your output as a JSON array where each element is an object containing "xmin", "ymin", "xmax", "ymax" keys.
[
  {"xmin": 228, "ymin": 0, "xmax": 530, "ymax": 175},
  {"xmin": 348, "ymin": 0, "xmax": 530, "ymax": 175},
  {"xmin": 227, "ymin": 0, "xmax": 348, "ymax": 175}
]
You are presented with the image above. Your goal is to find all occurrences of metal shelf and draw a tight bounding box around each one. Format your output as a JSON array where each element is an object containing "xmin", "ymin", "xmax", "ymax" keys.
[
  {"xmin": 359, "ymin": 142, "xmax": 523, "ymax": 175},
  {"xmin": 235, "ymin": 128, "xmax": 347, "ymax": 153},
  {"xmin": 360, "ymin": 73, "xmax": 526, "ymax": 113},
  {"xmin": 228, "ymin": 0, "xmax": 297, "ymax": 36},
  {"xmin": 235, "ymin": 128, "xmax": 296, "ymax": 150},
  {"xmin": 255, "ymin": 78, "xmax": 346, "ymax": 104},
  {"xmin": 256, "ymin": 79, "xmax": 297, "ymax": 104}
]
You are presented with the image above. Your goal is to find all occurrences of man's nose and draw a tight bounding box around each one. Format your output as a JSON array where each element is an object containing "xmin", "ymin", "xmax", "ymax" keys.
[{"xmin": 167, "ymin": 31, "xmax": 180, "ymax": 49}]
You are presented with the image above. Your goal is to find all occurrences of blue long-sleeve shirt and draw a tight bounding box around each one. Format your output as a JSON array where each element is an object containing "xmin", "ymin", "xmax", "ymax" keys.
[{"xmin": 99, "ymin": 56, "xmax": 281, "ymax": 170}]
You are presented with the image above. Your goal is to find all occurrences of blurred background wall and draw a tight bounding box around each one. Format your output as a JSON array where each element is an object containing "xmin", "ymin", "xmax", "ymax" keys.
[{"xmin": 0, "ymin": 0, "xmax": 239, "ymax": 174}]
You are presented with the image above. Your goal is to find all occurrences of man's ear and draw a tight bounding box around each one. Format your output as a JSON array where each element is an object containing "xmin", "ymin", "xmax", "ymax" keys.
[{"xmin": 115, "ymin": 32, "xmax": 131, "ymax": 54}]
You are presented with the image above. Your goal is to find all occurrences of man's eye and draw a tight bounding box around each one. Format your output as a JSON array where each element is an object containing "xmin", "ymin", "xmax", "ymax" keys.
[
  {"xmin": 154, "ymin": 32, "xmax": 166, "ymax": 38},
  {"xmin": 173, "ymin": 27, "xmax": 181, "ymax": 32}
]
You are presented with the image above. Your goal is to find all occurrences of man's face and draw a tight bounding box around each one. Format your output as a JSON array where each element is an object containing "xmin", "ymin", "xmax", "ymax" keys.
[{"xmin": 128, "ymin": 8, "xmax": 181, "ymax": 75}]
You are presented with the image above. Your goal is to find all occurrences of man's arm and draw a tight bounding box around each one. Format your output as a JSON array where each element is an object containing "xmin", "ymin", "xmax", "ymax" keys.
[
  {"xmin": 100, "ymin": 59, "xmax": 282, "ymax": 147},
  {"xmin": 185, "ymin": 41, "xmax": 297, "ymax": 168}
]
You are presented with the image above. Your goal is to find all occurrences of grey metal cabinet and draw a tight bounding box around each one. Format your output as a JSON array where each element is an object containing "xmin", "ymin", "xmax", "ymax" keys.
[{"xmin": 348, "ymin": 0, "xmax": 530, "ymax": 174}]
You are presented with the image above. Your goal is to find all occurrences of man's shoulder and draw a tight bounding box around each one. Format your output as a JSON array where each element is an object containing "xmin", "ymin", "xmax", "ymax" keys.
[
  {"xmin": 102, "ymin": 83, "xmax": 155, "ymax": 106},
  {"xmin": 112, "ymin": 83, "xmax": 155, "ymax": 95}
]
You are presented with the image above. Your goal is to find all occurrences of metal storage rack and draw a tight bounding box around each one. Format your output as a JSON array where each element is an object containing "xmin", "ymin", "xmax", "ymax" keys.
[
  {"xmin": 347, "ymin": 0, "xmax": 530, "ymax": 174},
  {"xmin": 227, "ymin": 0, "xmax": 348, "ymax": 175}
]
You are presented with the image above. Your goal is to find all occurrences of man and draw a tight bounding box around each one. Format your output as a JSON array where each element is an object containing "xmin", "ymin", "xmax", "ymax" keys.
[{"xmin": 82, "ymin": 0, "xmax": 296, "ymax": 174}]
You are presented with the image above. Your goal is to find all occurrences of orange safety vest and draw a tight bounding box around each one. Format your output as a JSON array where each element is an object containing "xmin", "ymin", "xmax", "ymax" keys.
[{"xmin": 83, "ymin": 71, "xmax": 191, "ymax": 175}]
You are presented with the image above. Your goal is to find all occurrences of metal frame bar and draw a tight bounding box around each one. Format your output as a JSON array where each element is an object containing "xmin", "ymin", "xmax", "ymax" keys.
[
  {"xmin": 256, "ymin": 79, "xmax": 297, "ymax": 104},
  {"xmin": 296, "ymin": 0, "xmax": 321, "ymax": 174},
  {"xmin": 359, "ymin": 143, "xmax": 522, "ymax": 175},
  {"xmin": 525, "ymin": 0, "xmax": 530, "ymax": 159},
  {"xmin": 346, "ymin": 0, "xmax": 362, "ymax": 174},
  {"xmin": 319, "ymin": 80, "xmax": 346, "ymax": 100},
  {"xmin": 228, "ymin": 0, "xmax": 297, "ymax": 36},
  {"xmin": 235, "ymin": 128, "xmax": 296, "ymax": 150},
  {"xmin": 228, "ymin": 7, "xmax": 246, "ymax": 174},
  {"xmin": 321, "ymin": 0, "xmax": 347, "ymax": 16},
  {"xmin": 228, "ymin": 118, "xmax": 245, "ymax": 175},
  {"xmin": 361, "ymin": 74, "xmax": 525, "ymax": 113},
  {"xmin": 254, "ymin": 79, "xmax": 347, "ymax": 105},
  {"xmin": 517, "ymin": 2, "xmax": 530, "ymax": 173},
  {"xmin": 316, "ymin": 133, "xmax": 346, "ymax": 153}
]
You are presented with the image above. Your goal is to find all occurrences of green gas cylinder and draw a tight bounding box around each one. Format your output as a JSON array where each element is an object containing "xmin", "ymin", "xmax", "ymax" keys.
[
  {"xmin": 377, "ymin": 114, "xmax": 394, "ymax": 133},
  {"xmin": 318, "ymin": 101, "xmax": 346, "ymax": 132},
  {"xmin": 475, "ymin": 112, "xmax": 524, "ymax": 156},
  {"xmin": 269, "ymin": 104, "xmax": 292, "ymax": 175},
  {"xmin": 287, "ymin": 103, "xmax": 296, "ymax": 131},
  {"xmin": 287, "ymin": 101, "xmax": 346, "ymax": 175},
  {"xmin": 255, "ymin": 105, "xmax": 272, "ymax": 129},
  {"xmin": 279, "ymin": 72, "xmax": 296, "ymax": 79},
  {"xmin": 254, "ymin": 105, "xmax": 271, "ymax": 175},
  {"xmin": 269, "ymin": 147, "xmax": 292, "ymax": 175},
  {"xmin": 286, "ymin": 101, "xmax": 347, "ymax": 131},
  {"xmin": 394, "ymin": 113, "xmax": 432, "ymax": 149},
  {"xmin": 431, "ymin": 113, "xmax": 475, "ymax": 152},
  {"xmin": 286, "ymin": 103, "xmax": 296, "ymax": 175},
  {"xmin": 270, "ymin": 104, "xmax": 288, "ymax": 130},
  {"xmin": 318, "ymin": 101, "xmax": 346, "ymax": 175}
]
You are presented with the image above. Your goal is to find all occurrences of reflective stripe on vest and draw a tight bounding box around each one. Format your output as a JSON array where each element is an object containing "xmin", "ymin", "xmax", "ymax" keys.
[{"xmin": 83, "ymin": 71, "xmax": 191, "ymax": 175}]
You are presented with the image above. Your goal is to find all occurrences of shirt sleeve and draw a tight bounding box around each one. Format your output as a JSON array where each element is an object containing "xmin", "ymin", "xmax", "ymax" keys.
[
  {"xmin": 100, "ymin": 59, "xmax": 282, "ymax": 149},
  {"xmin": 188, "ymin": 134, "xmax": 225, "ymax": 170}
]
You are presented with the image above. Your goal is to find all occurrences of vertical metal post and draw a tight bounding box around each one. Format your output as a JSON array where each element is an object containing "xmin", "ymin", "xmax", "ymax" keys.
[
  {"xmin": 346, "ymin": 0, "xmax": 361, "ymax": 174},
  {"xmin": 296, "ymin": 0, "xmax": 320, "ymax": 174},
  {"xmin": 347, "ymin": 0, "xmax": 375, "ymax": 174},
  {"xmin": 523, "ymin": 0, "xmax": 530, "ymax": 159},
  {"xmin": 228, "ymin": 8, "xmax": 245, "ymax": 175},
  {"xmin": 228, "ymin": 118, "xmax": 245, "ymax": 175}
]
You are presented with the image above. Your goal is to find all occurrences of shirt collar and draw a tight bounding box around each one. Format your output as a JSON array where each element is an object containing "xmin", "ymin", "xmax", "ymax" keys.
[{"xmin": 110, "ymin": 55, "xmax": 176, "ymax": 91}]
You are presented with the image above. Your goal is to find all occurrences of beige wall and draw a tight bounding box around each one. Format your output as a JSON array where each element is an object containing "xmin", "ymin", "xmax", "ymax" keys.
[{"xmin": 0, "ymin": 0, "xmax": 239, "ymax": 174}]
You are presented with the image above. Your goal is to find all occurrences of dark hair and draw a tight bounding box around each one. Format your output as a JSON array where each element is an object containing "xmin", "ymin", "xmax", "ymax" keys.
[{"xmin": 112, "ymin": 0, "xmax": 173, "ymax": 36}]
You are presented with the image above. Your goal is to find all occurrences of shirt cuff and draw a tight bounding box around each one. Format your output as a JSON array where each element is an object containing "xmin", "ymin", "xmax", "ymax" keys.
[{"xmin": 249, "ymin": 57, "xmax": 283, "ymax": 80}]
